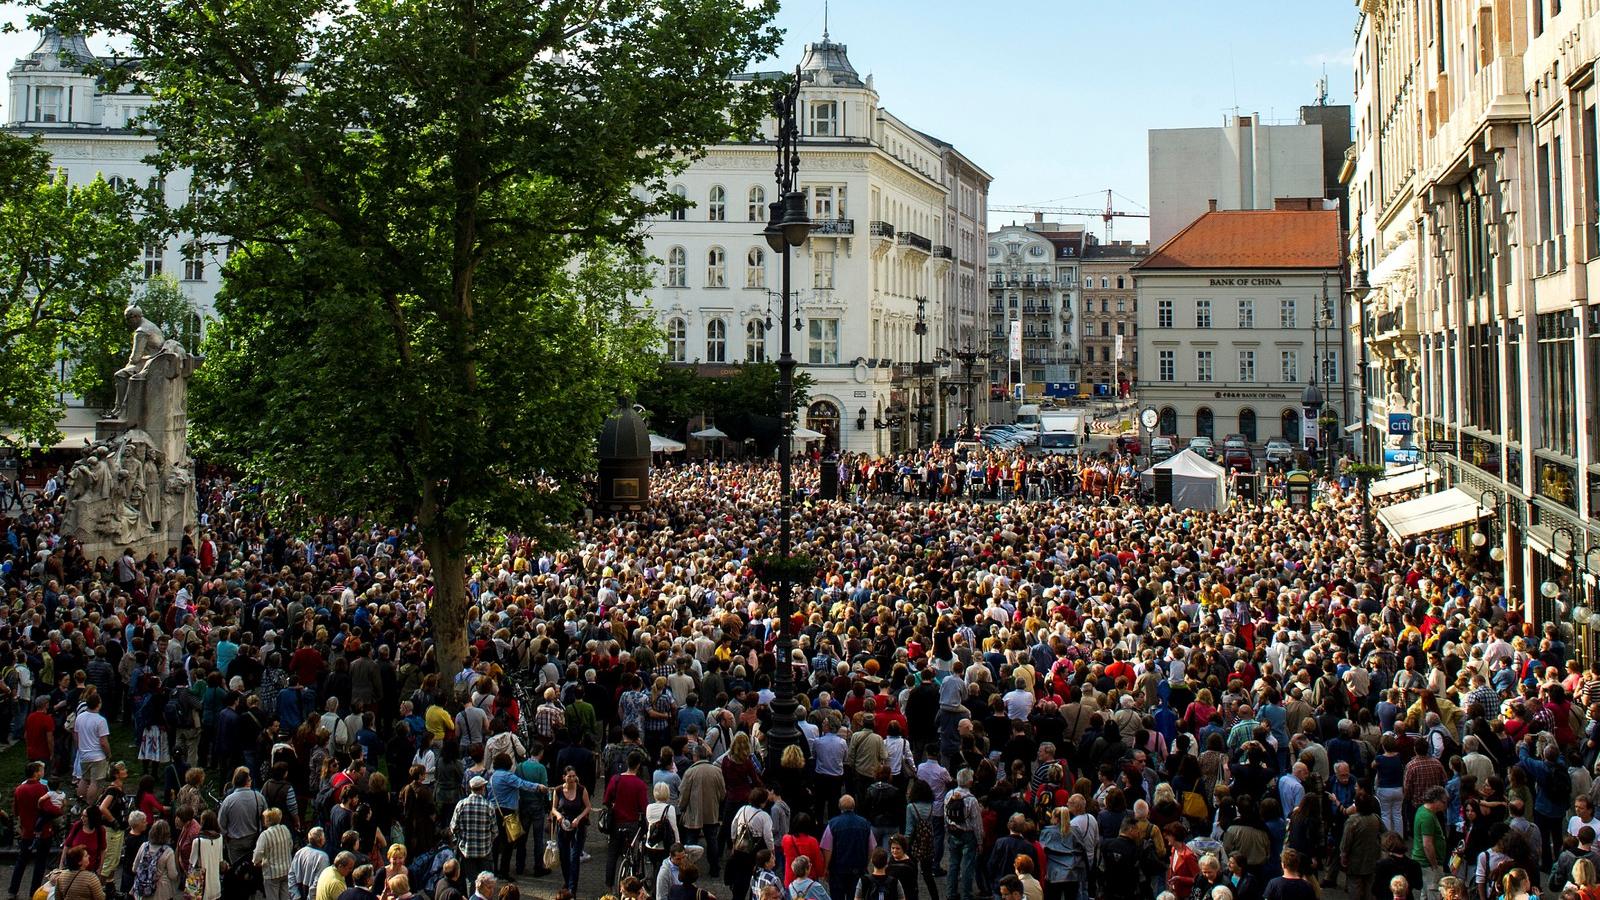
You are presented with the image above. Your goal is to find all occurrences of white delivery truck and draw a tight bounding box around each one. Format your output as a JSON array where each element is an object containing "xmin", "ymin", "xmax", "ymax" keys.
[{"xmin": 1037, "ymin": 409, "xmax": 1087, "ymax": 456}]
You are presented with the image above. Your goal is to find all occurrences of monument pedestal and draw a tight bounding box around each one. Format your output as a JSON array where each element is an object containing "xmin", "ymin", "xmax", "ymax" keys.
[{"xmin": 63, "ymin": 341, "xmax": 198, "ymax": 562}]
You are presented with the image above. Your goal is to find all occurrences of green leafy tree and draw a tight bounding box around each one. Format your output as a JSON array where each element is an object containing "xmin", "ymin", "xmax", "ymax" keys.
[
  {"xmin": 36, "ymin": 0, "xmax": 781, "ymax": 674},
  {"xmin": 0, "ymin": 132, "xmax": 142, "ymax": 449},
  {"xmin": 76, "ymin": 273, "xmax": 201, "ymax": 409},
  {"xmin": 637, "ymin": 360, "xmax": 812, "ymax": 437}
]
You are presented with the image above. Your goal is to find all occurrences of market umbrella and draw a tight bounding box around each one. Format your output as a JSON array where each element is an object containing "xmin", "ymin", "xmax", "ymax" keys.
[
  {"xmin": 649, "ymin": 434, "xmax": 686, "ymax": 453},
  {"xmin": 791, "ymin": 427, "xmax": 824, "ymax": 440},
  {"xmin": 690, "ymin": 426, "xmax": 729, "ymax": 440}
]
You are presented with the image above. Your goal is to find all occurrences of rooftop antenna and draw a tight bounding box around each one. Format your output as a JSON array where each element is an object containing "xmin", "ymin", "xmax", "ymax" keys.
[
  {"xmin": 1316, "ymin": 66, "xmax": 1330, "ymax": 105},
  {"xmin": 822, "ymin": 0, "xmax": 829, "ymax": 40}
]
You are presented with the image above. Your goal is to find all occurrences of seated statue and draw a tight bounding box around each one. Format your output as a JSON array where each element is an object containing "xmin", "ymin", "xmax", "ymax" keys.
[{"xmin": 106, "ymin": 305, "xmax": 165, "ymax": 420}]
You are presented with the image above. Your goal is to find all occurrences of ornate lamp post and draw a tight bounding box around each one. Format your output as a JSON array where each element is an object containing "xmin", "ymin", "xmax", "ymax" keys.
[
  {"xmin": 949, "ymin": 342, "xmax": 981, "ymax": 435},
  {"xmin": 759, "ymin": 67, "xmax": 812, "ymax": 764},
  {"xmin": 915, "ymin": 295, "xmax": 929, "ymax": 447}
]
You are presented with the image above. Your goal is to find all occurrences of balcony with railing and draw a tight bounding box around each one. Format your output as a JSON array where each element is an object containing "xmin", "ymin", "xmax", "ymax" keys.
[
  {"xmin": 932, "ymin": 245, "xmax": 953, "ymax": 259},
  {"xmin": 1022, "ymin": 303, "xmax": 1053, "ymax": 315},
  {"xmin": 898, "ymin": 231, "xmax": 933, "ymax": 253},
  {"xmin": 811, "ymin": 218, "xmax": 855, "ymax": 237},
  {"xmin": 869, "ymin": 221, "xmax": 895, "ymax": 238}
]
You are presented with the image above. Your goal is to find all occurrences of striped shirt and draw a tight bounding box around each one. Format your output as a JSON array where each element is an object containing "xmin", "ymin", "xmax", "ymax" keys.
[
  {"xmin": 289, "ymin": 845, "xmax": 329, "ymax": 900},
  {"xmin": 253, "ymin": 824, "xmax": 294, "ymax": 879}
]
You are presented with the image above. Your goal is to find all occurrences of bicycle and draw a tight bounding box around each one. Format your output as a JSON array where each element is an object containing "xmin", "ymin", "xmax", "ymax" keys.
[{"xmin": 615, "ymin": 828, "xmax": 648, "ymax": 887}]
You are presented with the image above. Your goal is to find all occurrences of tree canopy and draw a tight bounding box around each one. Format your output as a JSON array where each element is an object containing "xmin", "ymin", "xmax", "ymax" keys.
[
  {"xmin": 34, "ymin": 0, "xmax": 782, "ymax": 673},
  {"xmin": 0, "ymin": 132, "xmax": 142, "ymax": 449}
]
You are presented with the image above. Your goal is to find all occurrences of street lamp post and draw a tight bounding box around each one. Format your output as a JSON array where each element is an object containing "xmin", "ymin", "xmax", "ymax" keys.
[
  {"xmin": 1539, "ymin": 524, "xmax": 1587, "ymax": 651},
  {"xmin": 915, "ymin": 295, "xmax": 929, "ymax": 447},
  {"xmin": 761, "ymin": 67, "xmax": 811, "ymax": 764},
  {"xmin": 950, "ymin": 342, "xmax": 981, "ymax": 434}
]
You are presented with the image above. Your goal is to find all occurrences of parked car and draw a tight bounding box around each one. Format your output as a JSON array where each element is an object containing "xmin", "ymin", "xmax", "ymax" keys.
[
  {"xmin": 1187, "ymin": 436, "xmax": 1216, "ymax": 460},
  {"xmin": 1222, "ymin": 440, "xmax": 1253, "ymax": 472},
  {"xmin": 1150, "ymin": 436, "xmax": 1176, "ymax": 461},
  {"xmin": 1116, "ymin": 434, "xmax": 1142, "ymax": 455},
  {"xmin": 1265, "ymin": 439, "xmax": 1295, "ymax": 465}
]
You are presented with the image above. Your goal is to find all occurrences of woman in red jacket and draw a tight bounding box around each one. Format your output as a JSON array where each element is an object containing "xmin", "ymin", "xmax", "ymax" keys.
[{"xmin": 780, "ymin": 813, "xmax": 825, "ymax": 886}]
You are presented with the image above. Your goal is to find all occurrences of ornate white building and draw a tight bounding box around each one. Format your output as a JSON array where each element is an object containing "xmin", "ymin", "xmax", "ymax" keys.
[
  {"xmin": 637, "ymin": 32, "xmax": 991, "ymax": 455},
  {"xmin": 985, "ymin": 221, "xmax": 1082, "ymax": 394},
  {"xmin": 5, "ymin": 30, "xmax": 224, "ymax": 320}
]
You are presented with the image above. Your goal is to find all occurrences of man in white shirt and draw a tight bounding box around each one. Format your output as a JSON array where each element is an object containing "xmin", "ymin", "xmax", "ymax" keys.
[
  {"xmin": 74, "ymin": 692, "xmax": 112, "ymax": 800},
  {"xmin": 1002, "ymin": 678, "xmax": 1035, "ymax": 721}
]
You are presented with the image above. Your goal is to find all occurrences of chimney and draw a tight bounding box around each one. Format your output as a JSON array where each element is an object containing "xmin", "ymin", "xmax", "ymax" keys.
[
  {"xmin": 1273, "ymin": 197, "xmax": 1319, "ymax": 210},
  {"xmin": 1207, "ymin": 199, "xmax": 1218, "ymax": 212},
  {"xmin": 1034, "ymin": 212, "xmax": 1043, "ymax": 223}
]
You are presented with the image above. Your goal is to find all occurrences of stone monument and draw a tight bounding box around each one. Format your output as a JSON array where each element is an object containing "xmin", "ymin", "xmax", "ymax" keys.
[{"xmin": 63, "ymin": 305, "xmax": 200, "ymax": 561}]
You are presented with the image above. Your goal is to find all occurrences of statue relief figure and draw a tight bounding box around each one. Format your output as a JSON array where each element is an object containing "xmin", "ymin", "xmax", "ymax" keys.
[
  {"xmin": 141, "ymin": 447, "xmax": 163, "ymax": 530},
  {"xmin": 62, "ymin": 449, "xmax": 106, "ymax": 535},
  {"xmin": 107, "ymin": 305, "xmax": 165, "ymax": 420}
]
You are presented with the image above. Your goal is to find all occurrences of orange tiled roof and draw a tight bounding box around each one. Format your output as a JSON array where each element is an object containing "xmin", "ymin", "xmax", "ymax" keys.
[{"xmin": 1134, "ymin": 208, "xmax": 1341, "ymax": 270}]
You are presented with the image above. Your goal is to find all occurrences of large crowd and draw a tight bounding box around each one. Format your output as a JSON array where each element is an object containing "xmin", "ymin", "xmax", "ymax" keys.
[{"xmin": 0, "ymin": 446, "xmax": 1581, "ymax": 900}]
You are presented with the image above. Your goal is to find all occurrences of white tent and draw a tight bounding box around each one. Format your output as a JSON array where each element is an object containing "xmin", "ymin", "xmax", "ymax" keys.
[
  {"xmin": 791, "ymin": 427, "xmax": 824, "ymax": 440},
  {"xmin": 649, "ymin": 434, "xmax": 686, "ymax": 453},
  {"xmin": 690, "ymin": 426, "xmax": 728, "ymax": 440},
  {"xmin": 1140, "ymin": 448, "xmax": 1229, "ymax": 511}
]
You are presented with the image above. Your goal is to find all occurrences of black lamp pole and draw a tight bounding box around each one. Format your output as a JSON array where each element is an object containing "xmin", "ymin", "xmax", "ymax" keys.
[
  {"xmin": 762, "ymin": 67, "xmax": 810, "ymax": 764},
  {"xmin": 915, "ymin": 295, "xmax": 928, "ymax": 446},
  {"xmin": 950, "ymin": 341, "xmax": 980, "ymax": 434}
]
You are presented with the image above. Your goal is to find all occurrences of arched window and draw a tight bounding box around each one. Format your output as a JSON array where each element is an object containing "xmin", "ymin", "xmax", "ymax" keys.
[
  {"xmin": 1100, "ymin": 276, "xmax": 1109, "ymax": 288},
  {"xmin": 807, "ymin": 400, "xmax": 841, "ymax": 453},
  {"xmin": 666, "ymin": 246, "xmax": 686, "ymax": 287},
  {"xmin": 706, "ymin": 318, "xmax": 727, "ymax": 362},
  {"xmin": 706, "ymin": 247, "xmax": 727, "ymax": 288},
  {"xmin": 669, "ymin": 184, "xmax": 686, "ymax": 221},
  {"xmin": 1282, "ymin": 408, "xmax": 1302, "ymax": 444},
  {"xmin": 748, "ymin": 185, "xmax": 766, "ymax": 222},
  {"xmin": 745, "ymin": 247, "xmax": 766, "ymax": 289},
  {"xmin": 746, "ymin": 319, "xmax": 766, "ymax": 362},
  {"xmin": 665, "ymin": 317, "xmax": 687, "ymax": 362},
  {"xmin": 1239, "ymin": 408, "xmax": 1257, "ymax": 443},
  {"xmin": 1160, "ymin": 407, "xmax": 1177, "ymax": 436},
  {"xmin": 708, "ymin": 185, "xmax": 726, "ymax": 221},
  {"xmin": 1196, "ymin": 407, "xmax": 1214, "ymax": 439}
]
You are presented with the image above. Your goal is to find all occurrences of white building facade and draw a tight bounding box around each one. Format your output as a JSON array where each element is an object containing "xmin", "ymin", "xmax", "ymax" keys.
[
  {"xmin": 637, "ymin": 34, "xmax": 990, "ymax": 455},
  {"xmin": 1149, "ymin": 116, "xmax": 1328, "ymax": 247},
  {"xmin": 985, "ymin": 222, "xmax": 1082, "ymax": 394},
  {"xmin": 1134, "ymin": 206, "xmax": 1346, "ymax": 447},
  {"xmin": 5, "ymin": 31, "xmax": 224, "ymax": 320}
]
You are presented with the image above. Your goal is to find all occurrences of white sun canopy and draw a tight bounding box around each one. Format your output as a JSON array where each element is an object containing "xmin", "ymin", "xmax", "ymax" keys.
[{"xmin": 1376, "ymin": 487, "xmax": 1493, "ymax": 539}]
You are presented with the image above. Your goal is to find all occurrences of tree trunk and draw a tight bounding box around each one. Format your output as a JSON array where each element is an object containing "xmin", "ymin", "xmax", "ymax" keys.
[{"xmin": 423, "ymin": 529, "xmax": 472, "ymax": 682}]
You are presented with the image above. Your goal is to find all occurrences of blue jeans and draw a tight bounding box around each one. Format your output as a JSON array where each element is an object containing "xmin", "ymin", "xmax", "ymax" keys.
[
  {"xmin": 557, "ymin": 824, "xmax": 585, "ymax": 893},
  {"xmin": 946, "ymin": 830, "xmax": 979, "ymax": 900}
]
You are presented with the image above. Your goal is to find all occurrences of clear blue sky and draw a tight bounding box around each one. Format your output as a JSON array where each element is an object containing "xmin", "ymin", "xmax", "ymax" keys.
[{"xmin": 1, "ymin": 0, "xmax": 1359, "ymax": 243}]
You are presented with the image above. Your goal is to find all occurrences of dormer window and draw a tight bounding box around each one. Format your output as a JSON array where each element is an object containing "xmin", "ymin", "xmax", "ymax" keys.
[
  {"xmin": 809, "ymin": 101, "xmax": 838, "ymax": 137},
  {"xmin": 33, "ymin": 86, "xmax": 63, "ymax": 123}
]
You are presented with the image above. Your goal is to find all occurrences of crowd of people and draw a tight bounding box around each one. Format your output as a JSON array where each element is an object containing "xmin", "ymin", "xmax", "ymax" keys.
[{"xmin": 0, "ymin": 449, "xmax": 1579, "ymax": 900}]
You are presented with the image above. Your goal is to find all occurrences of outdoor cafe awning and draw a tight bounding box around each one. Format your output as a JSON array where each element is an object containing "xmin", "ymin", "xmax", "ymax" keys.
[
  {"xmin": 1368, "ymin": 467, "xmax": 1440, "ymax": 499},
  {"xmin": 649, "ymin": 434, "xmax": 686, "ymax": 453},
  {"xmin": 1376, "ymin": 487, "xmax": 1493, "ymax": 539}
]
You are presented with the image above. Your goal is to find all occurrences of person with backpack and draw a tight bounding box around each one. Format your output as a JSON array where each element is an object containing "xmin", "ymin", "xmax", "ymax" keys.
[
  {"xmin": 1098, "ymin": 820, "xmax": 1159, "ymax": 900},
  {"xmin": 642, "ymin": 782, "xmax": 680, "ymax": 881},
  {"xmin": 787, "ymin": 855, "xmax": 831, "ymax": 900},
  {"xmin": 942, "ymin": 769, "xmax": 981, "ymax": 900},
  {"xmin": 131, "ymin": 818, "xmax": 182, "ymax": 900},
  {"xmin": 853, "ymin": 848, "xmax": 901, "ymax": 900}
]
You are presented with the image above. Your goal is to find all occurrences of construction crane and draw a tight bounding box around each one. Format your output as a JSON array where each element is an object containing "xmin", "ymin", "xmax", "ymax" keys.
[{"xmin": 990, "ymin": 189, "xmax": 1149, "ymax": 244}]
